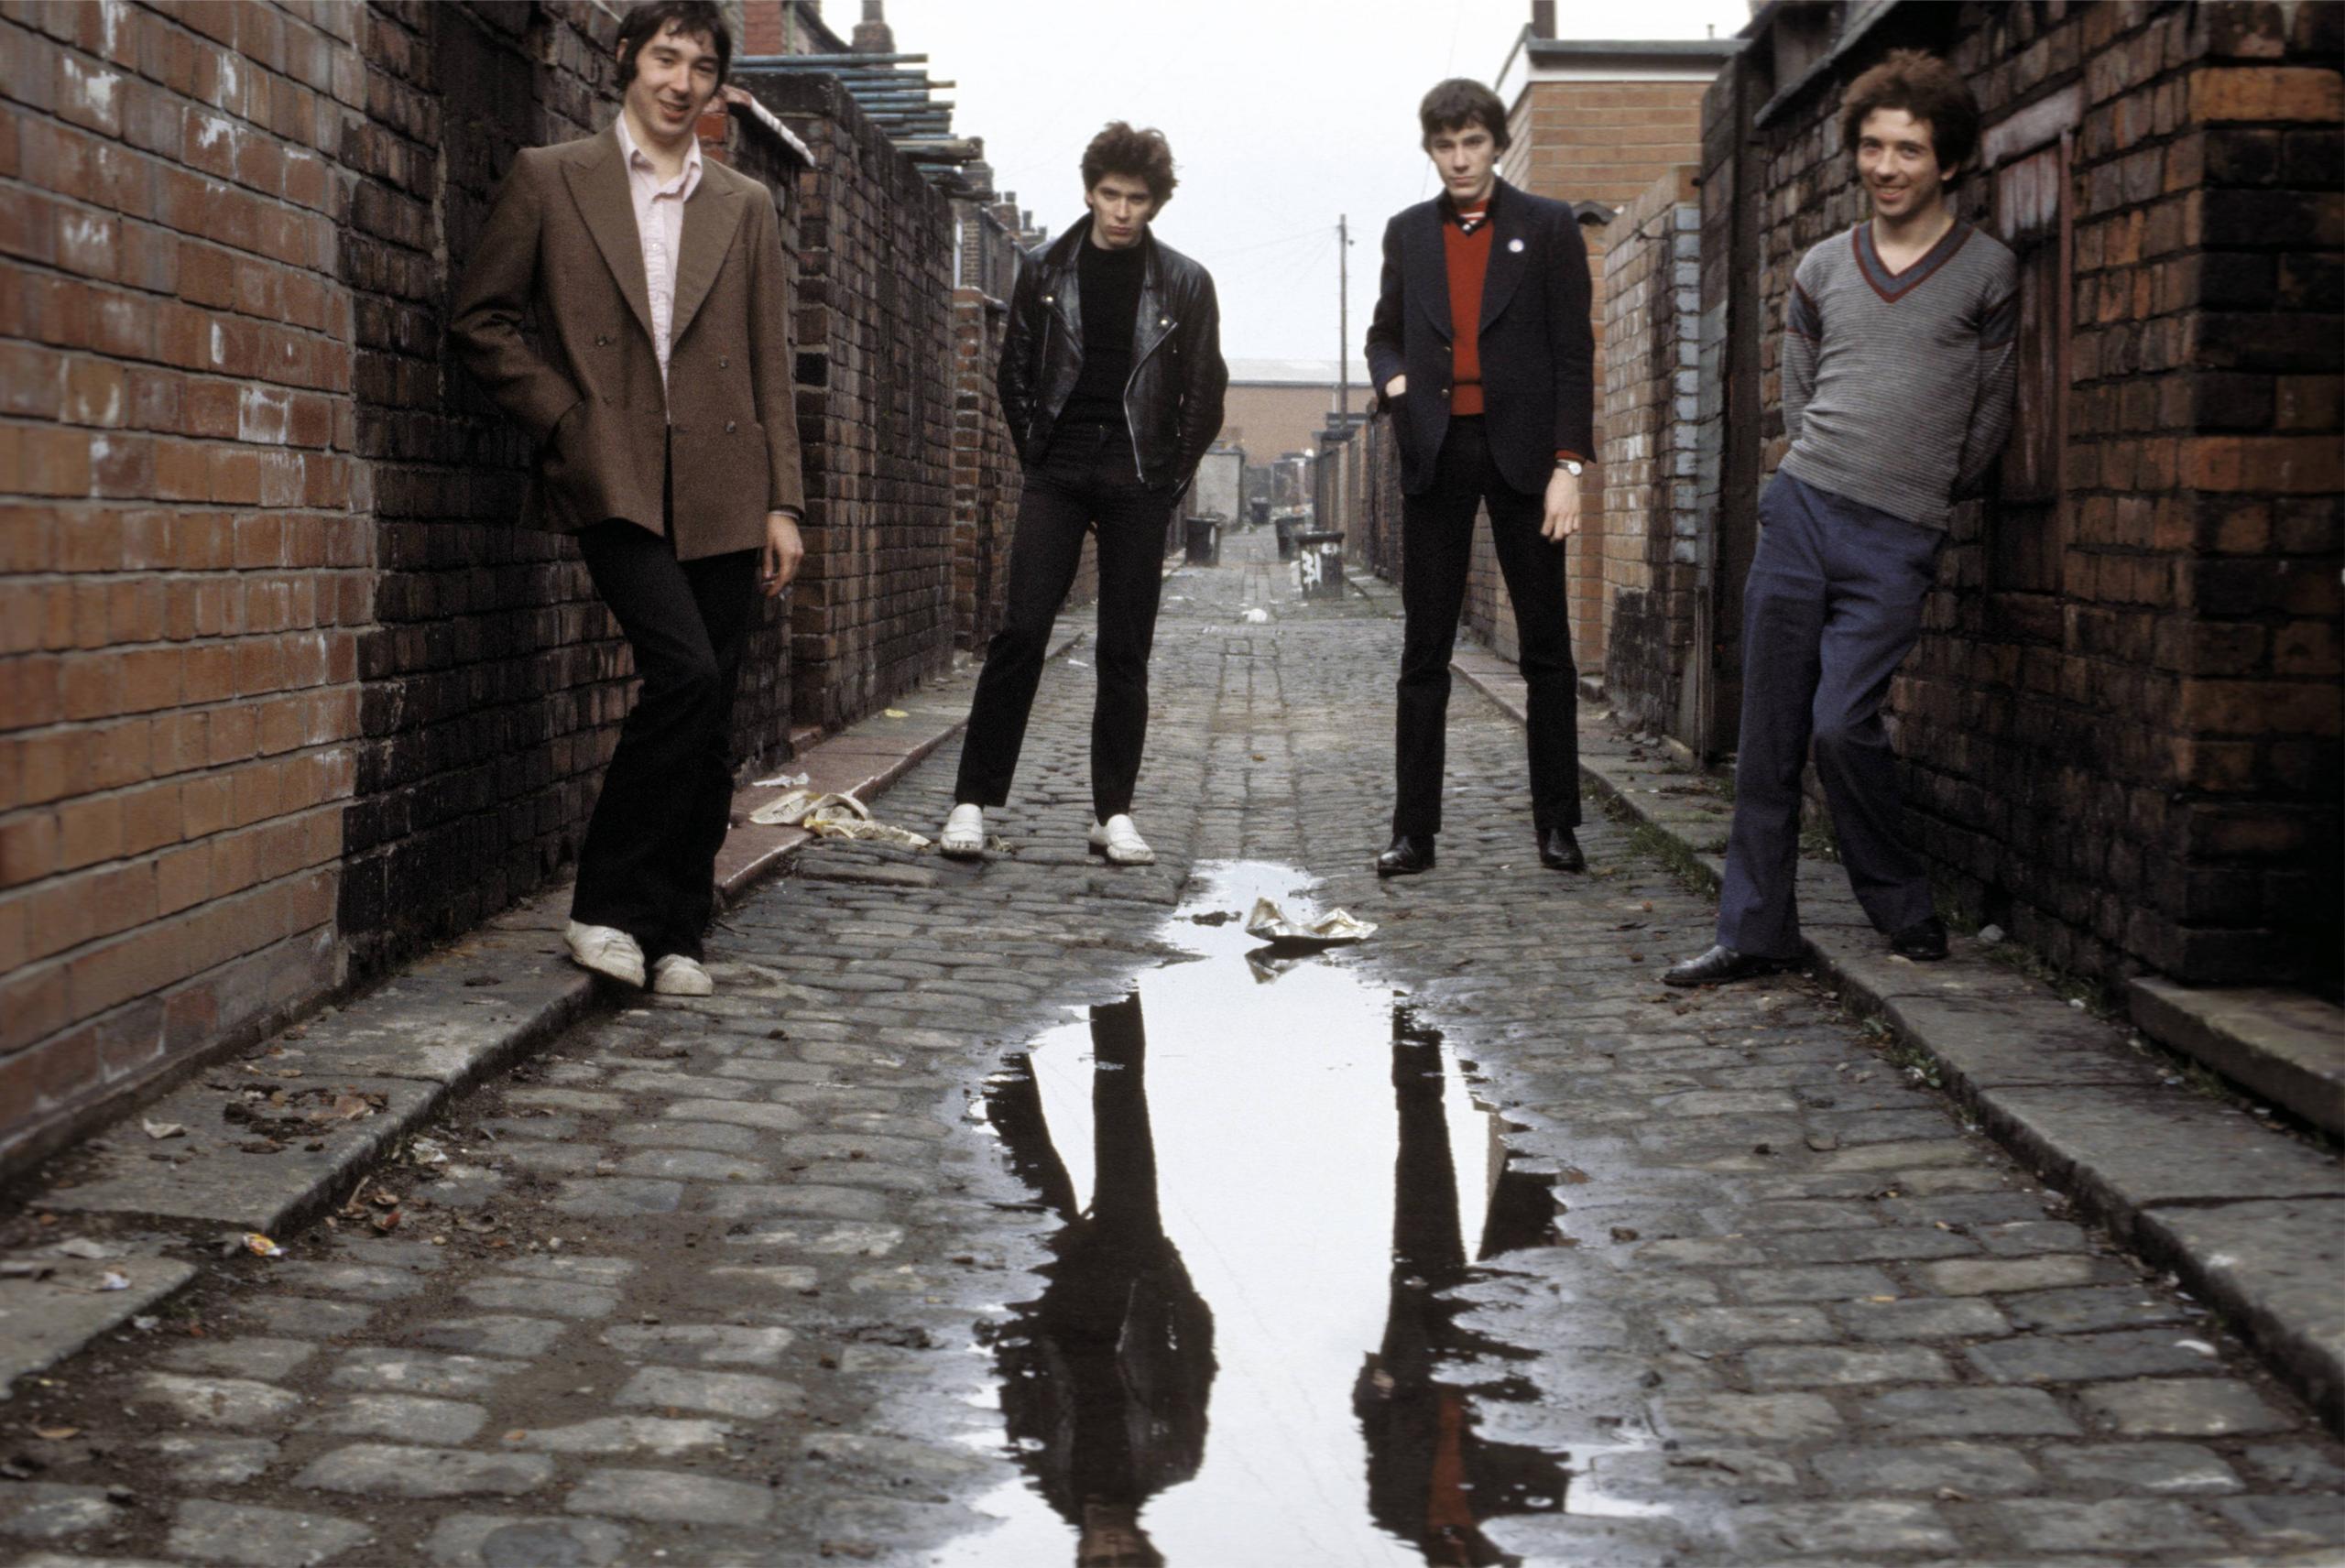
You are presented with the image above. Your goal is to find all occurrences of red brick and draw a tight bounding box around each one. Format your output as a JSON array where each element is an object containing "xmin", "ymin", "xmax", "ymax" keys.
[
  {"xmin": 0, "ymin": 964, "xmax": 72, "ymax": 1055},
  {"xmin": 0, "ymin": 812, "xmax": 60, "ymax": 887},
  {"xmin": 2184, "ymin": 434, "xmax": 2345, "ymax": 493},
  {"xmin": 118, "ymin": 779, "xmax": 183, "ymax": 857},
  {"xmin": 2189, "ymin": 66, "xmax": 2345, "ymax": 124},
  {"xmin": 154, "ymin": 841, "xmax": 211, "ymax": 915},
  {"xmin": 55, "ymin": 794, "xmax": 123, "ymax": 870}
]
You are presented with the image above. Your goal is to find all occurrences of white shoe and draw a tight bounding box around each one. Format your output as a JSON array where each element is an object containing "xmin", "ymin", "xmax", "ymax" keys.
[
  {"xmin": 1087, "ymin": 814, "xmax": 1155, "ymax": 866},
  {"xmin": 649, "ymin": 954, "xmax": 714, "ymax": 996},
  {"xmin": 939, "ymin": 803, "xmax": 986, "ymax": 859},
  {"xmin": 564, "ymin": 920, "xmax": 645, "ymax": 987}
]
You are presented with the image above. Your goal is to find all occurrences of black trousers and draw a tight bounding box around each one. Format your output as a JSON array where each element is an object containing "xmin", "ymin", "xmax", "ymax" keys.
[
  {"xmin": 1393, "ymin": 416, "xmax": 1581, "ymax": 837},
  {"xmin": 571, "ymin": 517, "xmax": 758, "ymax": 963},
  {"xmin": 953, "ymin": 425, "xmax": 1174, "ymax": 821}
]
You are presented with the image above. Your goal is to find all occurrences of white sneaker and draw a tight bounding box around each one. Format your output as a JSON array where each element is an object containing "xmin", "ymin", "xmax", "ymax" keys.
[
  {"xmin": 564, "ymin": 920, "xmax": 645, "ymax": 987},
  {"xmin": 939, "ymin": 802, "xmax": 986, "ymax": 859},
  {"xmin": 1087, "ymin": 814, "xmax": 1155, "ymax": 866},
  {"xmin": 649, "ymin": 954, "xmax": 714, "ymax": 996}
]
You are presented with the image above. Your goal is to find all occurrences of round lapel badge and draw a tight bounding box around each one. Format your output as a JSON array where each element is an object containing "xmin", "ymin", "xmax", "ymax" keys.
[{"xmin": 1508, "ymin": 237, "xmax": 1526, "ymax": 253}]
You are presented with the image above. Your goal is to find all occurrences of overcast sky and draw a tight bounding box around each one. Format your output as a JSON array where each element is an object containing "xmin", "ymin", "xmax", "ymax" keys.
[{"xmin": 874, "ymin": 0, "xmax": 1752, "ymax": 364}]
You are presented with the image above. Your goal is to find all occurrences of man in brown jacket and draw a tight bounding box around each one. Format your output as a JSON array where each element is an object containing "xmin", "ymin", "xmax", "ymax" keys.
[{"xmin": 450, "ymin": 1, "xmax": 804, "ymax": 997}]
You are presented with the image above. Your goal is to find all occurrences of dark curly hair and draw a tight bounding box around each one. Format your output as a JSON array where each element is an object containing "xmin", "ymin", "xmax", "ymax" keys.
[
  {"xmin": 617, "ymin": 1, "xmax": 731, "ymax": 91},
  {"xmin": 1081, "ymin": 122, "xmax": 1179, "ymax": 208},
  {"xmin": 1839, "ymin": 49, "xmax": 1980, "ymax": 184},
  {"xmin": 1418, "ymin": 78, "xmax": 1510, "ymax": 153}
]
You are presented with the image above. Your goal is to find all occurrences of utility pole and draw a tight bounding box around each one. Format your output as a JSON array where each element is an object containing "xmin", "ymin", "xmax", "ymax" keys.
[{"xmin": 1336, "ymin": 213, "xmax": 1350, "ymax": 418}]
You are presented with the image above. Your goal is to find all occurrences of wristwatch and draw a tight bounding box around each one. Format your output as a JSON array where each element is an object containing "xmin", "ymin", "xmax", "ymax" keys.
[{"xmin": 1556, "ymin": 458, "xmax": 1585, "ymax": 477}]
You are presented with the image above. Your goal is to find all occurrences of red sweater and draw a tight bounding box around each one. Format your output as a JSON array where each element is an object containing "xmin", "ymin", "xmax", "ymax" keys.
[
  {"xmin": 1443, "ymin": 210, "xmax": 1494, "ymax": 417},
  {"xmin": 1441, "ymin": 199, "xmax": 1585, "ymax": 463}
]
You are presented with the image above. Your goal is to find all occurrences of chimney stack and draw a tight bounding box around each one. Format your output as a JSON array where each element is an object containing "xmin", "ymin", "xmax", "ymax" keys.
[
  {"xmin": 1531, "ymin": 1, "xmax": 1555, "ymax": 39},
  {"xmin": 852, "ymin": 0, "xmax": 895, "ymax": 53}
]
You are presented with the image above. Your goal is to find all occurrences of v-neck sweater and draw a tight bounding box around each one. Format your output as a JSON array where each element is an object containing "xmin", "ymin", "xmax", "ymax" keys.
[{"xmin": 1780, "ymin": 218, "xmax": 2021, "ymax": 528}]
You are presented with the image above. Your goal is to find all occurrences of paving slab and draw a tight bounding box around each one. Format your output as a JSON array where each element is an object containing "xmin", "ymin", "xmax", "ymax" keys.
[
  {"xmin": 2134, "ymin": 1199, "xmax": 2345, "ymax": 1431},
  {"xmin": 0, "ymin": 1255, "xmax": 197, "ymax": 1390},
  {"xmin": 44, "ymin": 1074, "xmax": 445, "ymax": 1233},
  {"xmin": 0, "ymin": 637, "xmax": 1070, "ymax": 1399},
  {"xmin": 2130, "ymin": 979, "xmax": 2345, "ymax": 1138},
  {"xmin": 1456, "ymin": 642, "xmax": 2345, "ymax": 1436}
]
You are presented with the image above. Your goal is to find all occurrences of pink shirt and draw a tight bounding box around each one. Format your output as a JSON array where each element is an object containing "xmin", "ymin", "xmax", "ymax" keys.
[{"xmin": 615, "ymin": 113, "xmax": 702, "ymax": 392}]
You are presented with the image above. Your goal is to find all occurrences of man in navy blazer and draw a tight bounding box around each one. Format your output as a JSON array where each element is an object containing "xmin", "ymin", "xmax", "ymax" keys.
[{"xmin": 1365, "ymin": 79, "xmax": 1596, "ymax": 879}]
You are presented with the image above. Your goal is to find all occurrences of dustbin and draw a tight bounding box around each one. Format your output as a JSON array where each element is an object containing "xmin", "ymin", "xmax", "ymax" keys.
[
  {"xmin": 1295, "ymin": 529, "xmax": 1346, "ymax": 600},
  {"xmin": 1273, "ymin": 516, "xmax": 1297, "ymax": 561},
  {"xmin": 1184, "ymin": 517, "xmax": 1220, "ymax": 566}
]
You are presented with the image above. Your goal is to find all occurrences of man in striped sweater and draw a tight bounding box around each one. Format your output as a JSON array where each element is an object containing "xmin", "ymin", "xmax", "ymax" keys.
[{"xmin": 1668, "ymin": 50, "xmax": 2020, "ymax": 986}]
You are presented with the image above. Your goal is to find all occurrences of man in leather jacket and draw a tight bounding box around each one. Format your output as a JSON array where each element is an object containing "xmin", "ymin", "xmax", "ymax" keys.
[{"xmin": 939, "ymin": 123, "xmax": 1227, "ymax": 867}]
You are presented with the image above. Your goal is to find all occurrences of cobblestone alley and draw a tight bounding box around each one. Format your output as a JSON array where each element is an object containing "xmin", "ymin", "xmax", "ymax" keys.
[{"xmin": 5, "ymin": 529, "xmax": 2342, "ymax": 1567}]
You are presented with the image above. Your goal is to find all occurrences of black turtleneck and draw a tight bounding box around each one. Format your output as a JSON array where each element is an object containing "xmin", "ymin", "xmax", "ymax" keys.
[{"xmin": 1061, "ymin": 237, "xmax": 1145, "ymax": 428}]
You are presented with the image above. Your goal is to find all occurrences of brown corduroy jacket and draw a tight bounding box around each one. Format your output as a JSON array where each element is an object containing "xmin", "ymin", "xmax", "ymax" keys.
[{"xmin": 449, "ymin": 121, "xmax": 805, "ymax": 560}]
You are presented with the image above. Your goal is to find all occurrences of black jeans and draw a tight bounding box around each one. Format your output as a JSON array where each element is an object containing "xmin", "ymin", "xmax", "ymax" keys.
[
  {"xmin": 571, "ymin": 517, "xmax": 758, "ymax": 963},
  {"xmin": 953, "ymin": 424, "xmax": 1174, "ymax": 821},
  {"xmin": 1393, "ymin": 416, "xmax": 1581, "ymax": 837}
]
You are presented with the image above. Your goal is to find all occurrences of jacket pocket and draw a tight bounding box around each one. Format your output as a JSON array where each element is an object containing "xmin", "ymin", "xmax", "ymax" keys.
[{"xmin": 542, "ymin": 399, "xmax": 662, "ymax": 530}]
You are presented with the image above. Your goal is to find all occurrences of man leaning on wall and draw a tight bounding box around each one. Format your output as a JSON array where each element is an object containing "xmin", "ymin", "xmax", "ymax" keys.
[
  {"xmin": 1665, "ymin": 50, "xmax": 2019, "ymax": 987},
  {"xmin": 449, "ymin": 0, "xmax": 808, "ymax": 998}
]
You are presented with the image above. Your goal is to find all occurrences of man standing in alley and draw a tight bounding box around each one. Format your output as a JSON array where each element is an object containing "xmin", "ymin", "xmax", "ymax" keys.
[
  {"xmin": 1666, "ymin": 51, "xmax": 2017, "ymax": 986},
  {"xmin": 450, "ymin": 1, "xmax": 805, "ymax": 997},
  {"xmin": 937, "ymin": 124, "xmax": 1227, "ymax": 866},
  {"xmin": 1365, "ymin": 79, "xmax": 1595, "ymax": 880}
]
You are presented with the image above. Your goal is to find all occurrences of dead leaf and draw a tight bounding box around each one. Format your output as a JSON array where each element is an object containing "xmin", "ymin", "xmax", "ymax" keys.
[
  {"xmin": 327, "ymin": 1094, "xmax": 375, "ymax": 1122},
  {"xmin": 142, "ymin": 1118, "xmax": 185, "ymax": 1140},
  {"xmin": 31, "ymin": 1425, "xmax": 79, "ymax": 1441}
]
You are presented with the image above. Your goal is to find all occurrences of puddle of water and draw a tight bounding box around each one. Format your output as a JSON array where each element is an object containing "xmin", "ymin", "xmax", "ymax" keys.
[{"xmin": 935, "ymin": 863, "xmax": 1569, "ymax": 1568}]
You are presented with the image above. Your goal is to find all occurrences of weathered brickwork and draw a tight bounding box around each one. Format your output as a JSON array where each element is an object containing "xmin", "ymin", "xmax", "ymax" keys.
[
  {"xmin": 0, "ymin": 0, "xmax": 369, "ymax": 1172},
  {"xmin": 756, "ymin": 71, "xmax": 956, "ymax": 733},
  {"xmin": 1704, "ymin": 0, "xmax": 2341, "ymax": 989},
  {"xmin": 0, "ymin": 1, "xmax": 992, "ymax": 1178},
  {"xmin": 1597, "ymin": 167, "xmax": 1704, "ymax": 738},
  {"xmin": 1507, "ymin": 73, "xmax": 1714, "ymax": 681}
]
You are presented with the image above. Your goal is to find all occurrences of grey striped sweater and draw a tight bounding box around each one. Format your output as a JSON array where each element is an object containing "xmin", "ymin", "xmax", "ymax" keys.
[{"xmin": 1780, "ymin": 220, "xmax": 2021, "ymax": 528}]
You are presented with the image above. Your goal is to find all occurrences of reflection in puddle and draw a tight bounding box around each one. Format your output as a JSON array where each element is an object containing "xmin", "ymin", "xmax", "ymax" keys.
[{"xmin": 939, "ymin": 864, "xmax": 1568, "ymax": 1567}]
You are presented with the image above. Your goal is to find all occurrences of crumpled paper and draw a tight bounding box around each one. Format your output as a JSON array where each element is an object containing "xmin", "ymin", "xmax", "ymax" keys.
[
  {"xmin": 1244, "ymin": 898, "xmax": 1376, "ymax": 952},
  {"xmin": 748, "ymin": 789, "xmax": 932, "ymax": 849}
]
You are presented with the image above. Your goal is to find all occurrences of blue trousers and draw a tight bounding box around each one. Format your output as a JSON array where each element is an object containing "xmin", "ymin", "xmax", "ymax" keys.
[{"xmin": 1717, "ymin": 471, "xmax": 1945, "ymax": 959}]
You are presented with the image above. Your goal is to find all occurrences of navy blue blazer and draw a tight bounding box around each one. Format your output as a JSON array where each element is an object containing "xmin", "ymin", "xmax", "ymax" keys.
[{"xmin": 1363, "ymin": 179, "xmax": 1596, "ymax": 497}]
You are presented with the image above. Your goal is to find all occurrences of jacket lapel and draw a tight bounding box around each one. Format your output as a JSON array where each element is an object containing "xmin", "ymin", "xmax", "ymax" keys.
[
  {"xmin": 1478, "ymin": 180, "xmax": 1531, "ymax": 336},
  {"xmin": 562, "ymin": 124, "xmax": 657, "ymax": 352},
  {"xmin": 1043, "ymin": 218, "xmax": 1085, "ymax": 345},
  {"xmin": 669, "ymin": 174, "xmax": 743, "ymax": 349},
  {"xmin": 1131, "ymin": 232, "xmax": 1173, "ymax": 364},
  {"xmin": 1409, "ymin": 204, "xmax": 1451, "ymax": 340}
]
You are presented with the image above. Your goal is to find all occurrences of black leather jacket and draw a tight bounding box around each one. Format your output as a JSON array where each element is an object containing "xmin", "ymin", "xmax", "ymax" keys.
[{"xmin": 998, "ymin": 216, "xmax": 1227, "ymax": 491}]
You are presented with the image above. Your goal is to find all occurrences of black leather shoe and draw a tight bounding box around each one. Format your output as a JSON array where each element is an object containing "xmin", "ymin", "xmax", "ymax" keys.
[
  {"xmin": 1537, "ymin": 826, "xmax": 1586, "ymax": 872},
  {"xmin": 1891, "ymin": 916, "xmax": 1948, "ymax": 961},
  {"xmin": 1376, "ymin": 834, "xmax": 1436, "ymax": 877},
  {"xmin": 1663, "ymin": 944, "xmax": 1786, "ymax": 987}
]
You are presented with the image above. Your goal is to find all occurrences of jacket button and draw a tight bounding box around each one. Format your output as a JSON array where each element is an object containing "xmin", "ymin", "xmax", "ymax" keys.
[
  {"xmin": 719, "ymin": 356, "xmax": 729, "ymax": 368},
  {"xmin": 1439, "ymin": 387, "xmax": 1450, "ymax": 397},
  {"xmin": 725, "ymin": 420, "xmax": 737, "ymax": 433}
]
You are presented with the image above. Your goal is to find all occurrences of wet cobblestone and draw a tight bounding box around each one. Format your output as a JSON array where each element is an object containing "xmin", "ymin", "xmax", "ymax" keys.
[{"xmin": 4, "ymin": 531, "xmax": 2340, "ymax": 1565}]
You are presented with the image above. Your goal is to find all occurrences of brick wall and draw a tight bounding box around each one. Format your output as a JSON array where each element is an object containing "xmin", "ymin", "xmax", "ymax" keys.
[
  {"xmin": 950, "ymin": 287, "xmax": 1014, "ymax": 650},
  {"xmin": 0, "ymin": 0, "xmax": 985, "ymax": 1179},
  {"xmin": 1219, "ymin": 383, "xmax": 1340, "ymax": 464},
  {"xmin": 1596, "ymin": 167, "xmax": 1704, "ymax": 738},
  {"xmin": 1708, "ymin": 0, "xmax": 2341, "ymax": 989},
  {"xmin": 0, "ymin": 0, "xmax": 369, "ymax": 1174},
  {"xmin": 755, "ymin": 71, "xmax": 956, "ymax": 732},
  {"xmin": 1503, "ymin": 76, "xmax": 1712, "ymax": 682}
]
